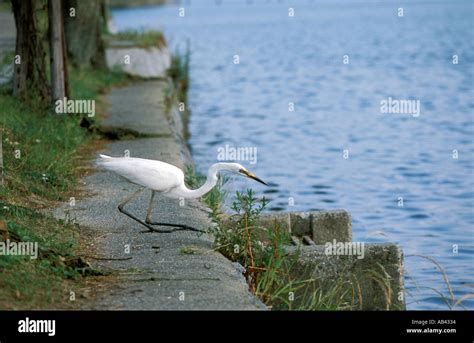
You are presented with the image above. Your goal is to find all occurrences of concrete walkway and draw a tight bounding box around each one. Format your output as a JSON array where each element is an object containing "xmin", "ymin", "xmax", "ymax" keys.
[{"xmin": 57, "ymin": 80, "xmax": 265, "ymax": 310}]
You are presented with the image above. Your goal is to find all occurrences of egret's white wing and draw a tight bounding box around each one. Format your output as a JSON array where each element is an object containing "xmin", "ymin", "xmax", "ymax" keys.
[{"xmin": 97, "ymin": 156, "xmax": 184, "ymax": 192}]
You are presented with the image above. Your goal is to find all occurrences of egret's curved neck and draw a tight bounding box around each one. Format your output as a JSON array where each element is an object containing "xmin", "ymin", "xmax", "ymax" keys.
[{"xmin": 179, "ymin": 164, "xmax": 222, "ymax": 199}]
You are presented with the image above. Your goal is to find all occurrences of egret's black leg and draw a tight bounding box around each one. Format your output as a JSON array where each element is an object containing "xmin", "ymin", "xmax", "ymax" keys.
[
  {"xmin": 145, "ymin": 190, "xmax": 205, "ymax": 233},
  {"xmin": 118, "ymin": 188, "xmax": 174, "ymax": 233}
]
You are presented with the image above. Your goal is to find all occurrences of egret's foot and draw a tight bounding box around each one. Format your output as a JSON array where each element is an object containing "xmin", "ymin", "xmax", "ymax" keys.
[
  {"xmin": 139, "ymin": 225, "xmax": 175, "ymax": 234},
  {"xmin": 118, "ymin": 205, "xmax": 177, "ymax": 233},
  {"xmin": 144, "ymin": 220, "xmax": 205, "ymax": 234}
]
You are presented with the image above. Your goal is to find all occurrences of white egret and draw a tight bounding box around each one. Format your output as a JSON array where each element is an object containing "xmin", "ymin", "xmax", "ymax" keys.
[{"xmin": 96, "ymin": 154, "xmax": 267, "ymax": 233}]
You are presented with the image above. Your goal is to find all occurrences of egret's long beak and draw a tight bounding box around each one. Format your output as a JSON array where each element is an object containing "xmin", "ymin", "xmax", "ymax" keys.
[{"xmin": 240, "ymin": 169, "xmax": 268, "ymax": 186}]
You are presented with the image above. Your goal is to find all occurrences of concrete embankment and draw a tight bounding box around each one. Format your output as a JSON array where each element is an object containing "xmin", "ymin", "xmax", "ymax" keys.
[
  {"xmin": 245, "ymin": 212, "xmax": 405, "ymax": 310},
  {"xmin": 106, "ymin": 41, "xmax": 171, "ymax": 79}
]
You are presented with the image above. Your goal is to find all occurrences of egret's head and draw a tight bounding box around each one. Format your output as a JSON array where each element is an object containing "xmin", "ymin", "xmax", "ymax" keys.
[{"xmin": 221, "ymin": 163, "xmax": 267, "ymax": 186}]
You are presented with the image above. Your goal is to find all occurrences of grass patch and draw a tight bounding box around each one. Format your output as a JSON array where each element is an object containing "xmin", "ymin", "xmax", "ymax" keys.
[
  {"xmin": 0, "ymin": 67, "xmax": 127, "ymax": 206},
  {"xmin": 105, "ymin": 30, "xmax": 166, "ymax": 49},
  {"xmin": 69, "ymin": 67, "xmax": 128, "ymax": 101},
  {"xmin": 0, "ymin": 94, "xmax": 89, "ymax": 205},
  {"xmin": 108, "ymin": 0, "xmax": 167, "ymax": 9},
  {"xmin": 208, "ymin": 190, "xmax": 299, "ymax": 309},
  {"xmin": 166, "ymin": 43, "xmax": 190, "ymax": 106},
  {"xmin": 0, "ymin": 66, "xmax": 126, "ymax": 309},
  {"xmin": 0, "ymin": 4, "xmax": 135, "ymax": 309},
  {"xmin": 0, "ymin": 204, "xmax": 101, "ymax": 309}
]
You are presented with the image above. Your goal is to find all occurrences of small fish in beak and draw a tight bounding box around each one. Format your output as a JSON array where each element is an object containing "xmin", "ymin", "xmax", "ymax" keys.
[{"xmin": 239, "ymin": 168, "xmax": 268, "ymax": 186}]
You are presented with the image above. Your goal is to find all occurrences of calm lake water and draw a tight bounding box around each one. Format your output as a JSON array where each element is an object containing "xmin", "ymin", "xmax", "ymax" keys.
[{"xmin": 112, "ymin": 0, "xmax": 474, "ymax": 310}]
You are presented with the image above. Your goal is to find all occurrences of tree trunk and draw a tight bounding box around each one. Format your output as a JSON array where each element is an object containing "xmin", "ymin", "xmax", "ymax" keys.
[
  {"xmin": 48, "ymin": 0, "xmax": 68, "ymax": 102},
  {"xmin": 10, "ymin": 0, "xmax": 50, "ymax": 104},
  {"xmin": 64, "ymin": 0, "xmax": 106, "ymax": 69}
]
